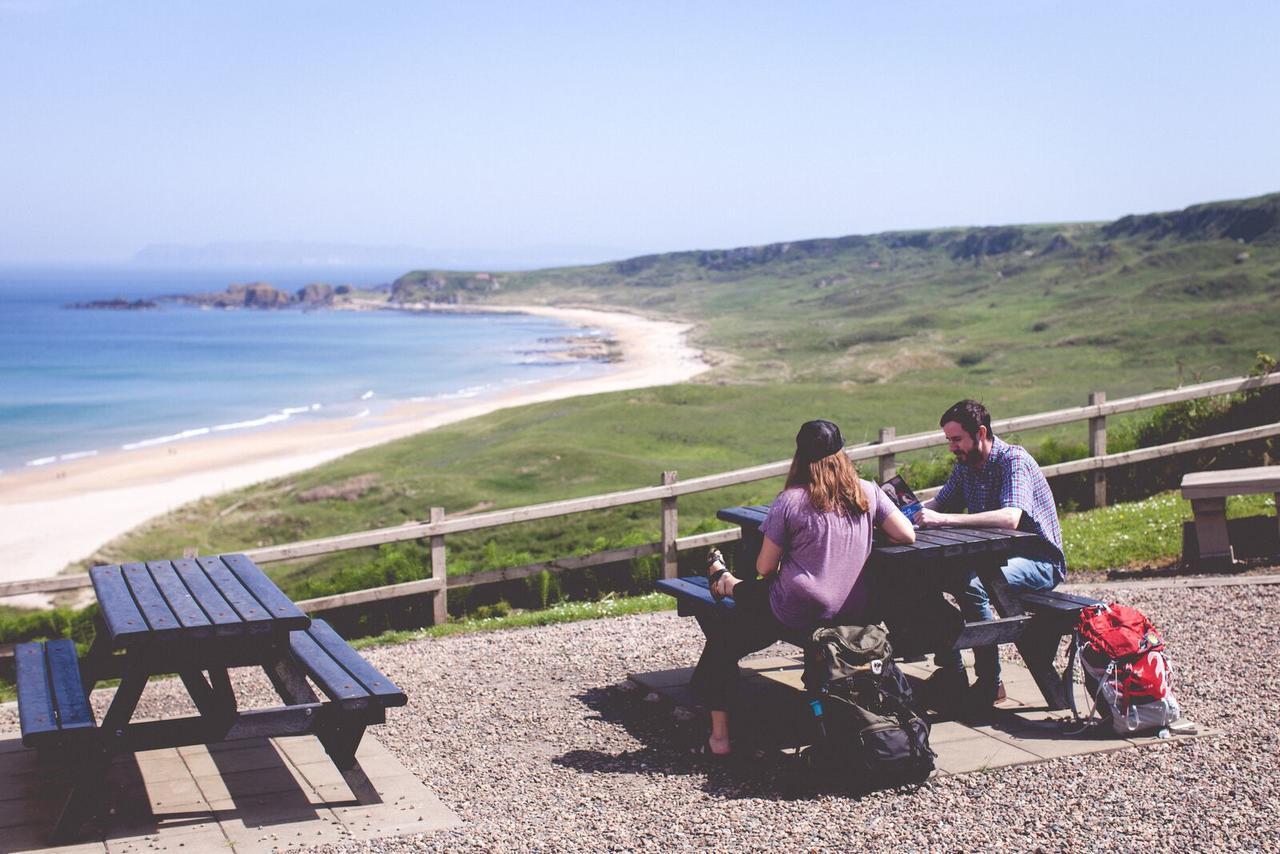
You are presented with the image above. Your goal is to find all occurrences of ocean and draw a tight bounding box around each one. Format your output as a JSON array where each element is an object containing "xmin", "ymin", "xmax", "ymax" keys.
[{"xmin": 0, "ymin": 267, "xmax": 607, "ymax": 474}]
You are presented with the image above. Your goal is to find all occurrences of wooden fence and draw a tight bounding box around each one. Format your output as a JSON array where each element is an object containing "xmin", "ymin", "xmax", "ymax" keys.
[{"xmin": 5, "ymin": 371, "xmax": 1278, "ymax": 621}]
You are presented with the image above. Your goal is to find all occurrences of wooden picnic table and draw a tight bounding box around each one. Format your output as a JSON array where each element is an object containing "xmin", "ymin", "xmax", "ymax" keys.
[
  {"xmin": 16, "ymin": 553, "xmax": 406, "ymax": 841},
  {"xmin": 657, "ymin": 505, "xmax": 1097, "ymax": 712}
]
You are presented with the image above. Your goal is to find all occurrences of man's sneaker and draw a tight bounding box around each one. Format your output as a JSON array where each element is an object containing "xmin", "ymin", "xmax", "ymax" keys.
[
  {"xmin": 961, "ymin": 679, "xmax": 1008, "ymax": 722},
  {"xmin": 969, "ymin": 678, "xmax": 1007, "ymax": 704}
]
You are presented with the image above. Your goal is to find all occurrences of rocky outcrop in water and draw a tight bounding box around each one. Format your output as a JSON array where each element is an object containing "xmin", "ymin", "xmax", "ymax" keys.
[
  {"xmin": 65, "ymin": 298, "xmax": 158, "ymax": 310},
  {"xmin": 165, "ymin": 281, "xmax": 345, "ymax": 309}
]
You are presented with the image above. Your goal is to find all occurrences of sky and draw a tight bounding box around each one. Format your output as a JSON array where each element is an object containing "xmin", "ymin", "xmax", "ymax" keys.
[{"xmin": 2, "ymin": 1, "xmax": 1278, "ymax": 266}]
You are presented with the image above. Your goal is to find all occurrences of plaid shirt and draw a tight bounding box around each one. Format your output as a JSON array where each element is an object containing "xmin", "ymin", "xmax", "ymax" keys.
[{"xmin": 933, "ymin": 436, "xmax": 1065, "ymax": 571}]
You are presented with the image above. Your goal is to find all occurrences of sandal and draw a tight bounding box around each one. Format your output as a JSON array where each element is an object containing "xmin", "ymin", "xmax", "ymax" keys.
[
  {"xmin": 706, "ymin": 547, "xmax": 727, "ymax": 600},
  {"xmin": 689, "ymin": 739, "xmax": 731, "ymax": 761}
]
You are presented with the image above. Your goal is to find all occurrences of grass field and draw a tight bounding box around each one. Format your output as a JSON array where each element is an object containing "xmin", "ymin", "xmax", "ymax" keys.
[{"xmin": 67, "ymin": 192, "xmax": 1280, "ymax": 626}]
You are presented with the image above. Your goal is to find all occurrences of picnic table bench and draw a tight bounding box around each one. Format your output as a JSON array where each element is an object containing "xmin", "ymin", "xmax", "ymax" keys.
[
  {"xmin": 657, "ymin": 505, "xmax": 1101, "ymax": 711},
  {"xmin": 1181, "ymin": 466, "xmax": 1280, "ymax": 568},
  {"xmin": 15, "ymin": 553, "xmax": 406, "ymax": 842}
]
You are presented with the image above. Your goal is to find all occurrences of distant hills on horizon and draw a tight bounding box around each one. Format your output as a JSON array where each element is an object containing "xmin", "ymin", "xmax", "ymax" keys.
[
  {"xmin": 130, "ymin": 191, "xmax": 1279, "ymax": 278},
  {"xmin": 129, "ymin": 241, "xmax": 633, "ymax": 272}
]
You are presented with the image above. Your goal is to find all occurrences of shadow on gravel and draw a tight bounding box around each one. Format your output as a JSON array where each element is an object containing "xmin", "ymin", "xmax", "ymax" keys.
[
  {"xmin": 1103, "ymin": 555, "xmax": 1278, "ymax": 581},
  {"xmin": 552, "ymin": 685, "xmax": 917, "ymax": 801}
]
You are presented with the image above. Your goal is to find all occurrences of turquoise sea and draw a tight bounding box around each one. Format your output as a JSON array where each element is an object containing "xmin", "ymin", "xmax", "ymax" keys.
[{"xmin": 0, "ymin": 267, "xmax": 606, "ymax": 474}]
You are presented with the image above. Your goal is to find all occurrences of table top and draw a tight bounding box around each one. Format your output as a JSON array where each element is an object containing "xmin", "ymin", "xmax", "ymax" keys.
[
  {"xmin": 716, "ymin": 504, "xmax": 1041, "ymax": 562},
  {"xmin": 90, "ymin": 553, "xmax": 310, "ymax": 645}
]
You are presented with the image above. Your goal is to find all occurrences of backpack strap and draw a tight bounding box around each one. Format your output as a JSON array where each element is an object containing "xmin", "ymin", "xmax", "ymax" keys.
[{"xmin": 1063, "ymin": 631, "xmax": 1080, "ymax": 720}]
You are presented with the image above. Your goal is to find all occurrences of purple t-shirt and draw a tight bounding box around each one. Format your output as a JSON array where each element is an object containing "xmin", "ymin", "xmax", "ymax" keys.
[{"xmin": 760, "ymin": 480, "xmax": 893, "ymax": 631}]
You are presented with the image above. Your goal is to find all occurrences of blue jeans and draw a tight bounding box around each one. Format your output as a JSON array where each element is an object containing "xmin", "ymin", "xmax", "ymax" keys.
[{"xmin": 934, "ymin": 556, "xmax": 1062, "ymax": 685}]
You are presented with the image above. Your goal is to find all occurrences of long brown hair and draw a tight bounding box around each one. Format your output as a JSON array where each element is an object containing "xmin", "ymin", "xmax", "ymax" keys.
[{"xmin": 785, "ymin": 450, "xmax": 869, "ymax": 516}]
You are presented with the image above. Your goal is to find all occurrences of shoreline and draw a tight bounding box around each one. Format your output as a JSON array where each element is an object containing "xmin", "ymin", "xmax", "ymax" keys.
[{"xmin": 0, "ymin": 304, "xmax": 708, "ymax": 591}]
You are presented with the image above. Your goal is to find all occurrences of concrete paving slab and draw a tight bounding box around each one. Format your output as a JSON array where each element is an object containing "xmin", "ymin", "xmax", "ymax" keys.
[
  {"xmin": 0, "ymin": 824, "xmax": 107, "ymax": 854},
  {"xmin": 932, "ymin": 732, "xmax": 1042, "ymax": 774},
  {"xmin": 630, "ymin": 657, "xmax": 1213, "ymax": 777},
  {"xmin": 0, "ymin": 732, "xmax": 459, "ymax": 852}
]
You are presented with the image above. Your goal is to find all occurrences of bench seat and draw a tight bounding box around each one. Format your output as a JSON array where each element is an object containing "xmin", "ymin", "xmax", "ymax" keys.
[
  {"xmin": 1020, "ymin": 589, "xmax": 1105, "ymax": 633},
  {"xmin": 289, "ymin": 619, "xmax": 407, "ymax": 712},
  {"xmin": 16, "ymin": 639, "xmax": 97, "ymax": 748},
  {"xmin": 656, "ymin": 576, "xmax": 1033, "ymax": 653}
]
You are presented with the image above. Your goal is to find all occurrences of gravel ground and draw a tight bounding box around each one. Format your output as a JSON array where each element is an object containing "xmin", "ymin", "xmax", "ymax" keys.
[{"xmin": 3, "ymin": 581, "xmax": 1277, "ymax": 852}]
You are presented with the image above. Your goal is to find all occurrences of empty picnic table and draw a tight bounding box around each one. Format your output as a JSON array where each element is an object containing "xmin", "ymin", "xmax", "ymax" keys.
[
  {"xmin": 657, "ymin": 505, "xmax": 1098, "ymax": 711},
  {"xmin": 1181, "ymin": 466, "xmax": 1280, "ymax": 568},
  {"xmin": 16, "ymin": 553, "xmax": 406, "ymax": 841}
]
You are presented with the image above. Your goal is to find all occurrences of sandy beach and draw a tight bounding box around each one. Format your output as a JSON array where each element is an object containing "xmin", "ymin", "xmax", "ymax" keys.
[{"xmin": 0, "ymin": 305, "xmax": 708, "ymax": 590}]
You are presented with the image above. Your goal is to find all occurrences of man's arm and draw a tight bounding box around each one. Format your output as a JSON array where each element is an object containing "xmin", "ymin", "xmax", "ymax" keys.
[{"xmin": 917, "ymin": 505, "xmax": 1022, "ymax": 530}]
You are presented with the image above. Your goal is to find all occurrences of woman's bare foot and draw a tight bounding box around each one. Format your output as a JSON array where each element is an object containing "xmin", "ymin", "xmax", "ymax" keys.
[{"xmin": 712, "ymin": 571, "xmax": 739, "ymax": 599}]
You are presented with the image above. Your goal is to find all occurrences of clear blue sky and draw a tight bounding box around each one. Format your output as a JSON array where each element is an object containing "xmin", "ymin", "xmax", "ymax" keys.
[{"xmin": 2, "ymin": 1, "xmax": 1277, "ymax": 264}]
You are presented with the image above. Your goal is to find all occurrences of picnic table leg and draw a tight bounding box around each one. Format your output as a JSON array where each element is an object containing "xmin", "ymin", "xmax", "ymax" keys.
[
  {"xmin": 100, "ymin": 653, "xmax": 150, "ymax": 747},
  {"xmin": 316, "ymin": 706, "xmax": 368, "ymax": 773},
  {"xmin": 79, "ymin": 616, "xmax": 117, "ymax": 688},
  {"xmin": 1190, "ymin": 496, "xmax": 1235, "ymax": 569},
  {"xmin": 975, "ymin": 559, "xmax": 1067, "ymax": 710},
  {"xmin": 178, "ymin": 667, "xmax": 238, "ymax": 739},
  {"xmin": 266, "ymin": 654, "xmax": 321, "ymax": 706},
  {"xmin": 50, "ymin": 748, "xmax": 109, "ymax": 843},
  {"xmin": 51, "ymin": 650, "xmax": 151, "ymax": 842},
  {"xmin": 734, "ymin": 526, "xmax": 763, "ymax": 578}
]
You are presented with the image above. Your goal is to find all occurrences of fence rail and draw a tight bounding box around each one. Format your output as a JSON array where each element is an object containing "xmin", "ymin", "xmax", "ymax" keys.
[{"xmin": 5, "ymin": 371, "xmax": 1278, "ymax": 615}]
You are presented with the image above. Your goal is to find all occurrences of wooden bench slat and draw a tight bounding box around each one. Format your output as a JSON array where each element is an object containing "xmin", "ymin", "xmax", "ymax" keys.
[
  {"xmin": 655, "ymin": 576, "xmax": 735, "ymax": 610},
  {"xmin": 196, "ymin": 556, "xmax": 273, "ymax": 630},
  {"xmin": 147, "ymin": 561, "xmax": 213, "ymax": 637},
  {"xmin": 288, "ymin": 629, "xmax": 371, "ymax": 708},
  {"xmin": 16, "ymin": 643, "xmax": 57, "ymax": 741},
  {"xmin": 17, "ymin": 640, "xmax": 96, "ymax": 747},
  {"xmin": 952, "ymin": 616, "xmax": 1032, "ymax": 649},
  {"xmin": 121, "ymin": 563, "xmax": 182, "ymax": 635},
  {"xmin": 45, "ymin": 639, "xmax": 94, "ymax": 731},
  {"xmin": 715, "ymin": 506, "xmax": 768, "ymax": 527},
  {"xmin": 306, "ymin": 620, "xmax": 406, "ymax": 706},
  {"xmin": 219, "ymin": 554, "xmax": 310, "ymax": 629},
  {"xmin": 173, "ymin": 558, "xmax": 243, "ymax": 632},
  {"xmin": 90, "ymin": 565, "xmax": 151, "ymax": 643},
  {"xmin": 1020, "ymin": 590, "xmax": 1104, "ymax": 611}
]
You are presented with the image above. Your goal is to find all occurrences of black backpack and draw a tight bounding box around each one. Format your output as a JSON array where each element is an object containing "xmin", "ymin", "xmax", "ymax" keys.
[{"xmin": 800, "ymin": 624, "xmax": 935, "ymax": 789}]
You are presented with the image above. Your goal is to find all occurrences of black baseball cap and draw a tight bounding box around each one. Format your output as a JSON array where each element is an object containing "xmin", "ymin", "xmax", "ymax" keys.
[{"xmin": 795, "ymin": 419, "xmax": 844, "ymax": 463}]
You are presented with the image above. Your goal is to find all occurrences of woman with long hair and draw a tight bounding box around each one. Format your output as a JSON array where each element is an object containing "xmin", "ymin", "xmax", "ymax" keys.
[{"xmin": 690, "ymin": 419, "xmax": 915, "ymax": 757}]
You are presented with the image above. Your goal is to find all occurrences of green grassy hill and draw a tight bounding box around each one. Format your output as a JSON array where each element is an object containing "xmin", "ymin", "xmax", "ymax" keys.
[
  {"xmin": 92, "ymin": 192, "xmax": 1280, "ymax": 619},
  {"xmin": 395, "ymin": 191, "xmax": 1280, "ymax": 395}
]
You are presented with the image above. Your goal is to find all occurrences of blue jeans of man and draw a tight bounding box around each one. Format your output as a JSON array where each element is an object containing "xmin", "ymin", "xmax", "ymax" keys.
[{"xmin": 934, "ymin": 556, "xmax": 1062, "ymax": 685}]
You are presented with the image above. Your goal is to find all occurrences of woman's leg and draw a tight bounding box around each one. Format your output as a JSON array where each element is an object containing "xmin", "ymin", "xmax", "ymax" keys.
[{"xmin": 689, "ymin": 578, "xmax": 784, "ymax": 753}]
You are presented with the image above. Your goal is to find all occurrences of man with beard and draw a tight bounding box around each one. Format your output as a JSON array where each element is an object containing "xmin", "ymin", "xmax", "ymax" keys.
[{"xmin": 915, "ymin": 399, "xmax": 1066, "ymax": 715}]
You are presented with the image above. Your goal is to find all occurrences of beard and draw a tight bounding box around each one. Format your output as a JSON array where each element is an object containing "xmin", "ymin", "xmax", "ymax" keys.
[{"xmin": 955, "ymin": 447, "xmax": 983, "ymax": 466}]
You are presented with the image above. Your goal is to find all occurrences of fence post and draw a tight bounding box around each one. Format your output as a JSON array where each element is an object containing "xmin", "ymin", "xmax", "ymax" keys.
[
  {"xmin": 430, "ymin": 506, "xmax": 448, "ymax": 625},
  {"xmin": 1089, "ymin": 391, "xmax": 1107, "ymax": 507},
  {"xmin": 877, "ymin": 427, "xmax": 896, "ymax": 482},
  {"xmin": 661, "ymin": 471, "xmax": 679, "ymax": 579}
]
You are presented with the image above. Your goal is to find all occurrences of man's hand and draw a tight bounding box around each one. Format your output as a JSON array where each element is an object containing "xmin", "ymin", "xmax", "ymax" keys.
[{"xmin": 916, "ymin": 507, "xmax": 949, "ymax": 528}]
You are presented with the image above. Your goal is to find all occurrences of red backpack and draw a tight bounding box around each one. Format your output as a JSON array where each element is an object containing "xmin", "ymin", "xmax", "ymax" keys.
[{"xmin": 1066, "ymin": 603, "xmax": 1181, "ymax": 734}]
